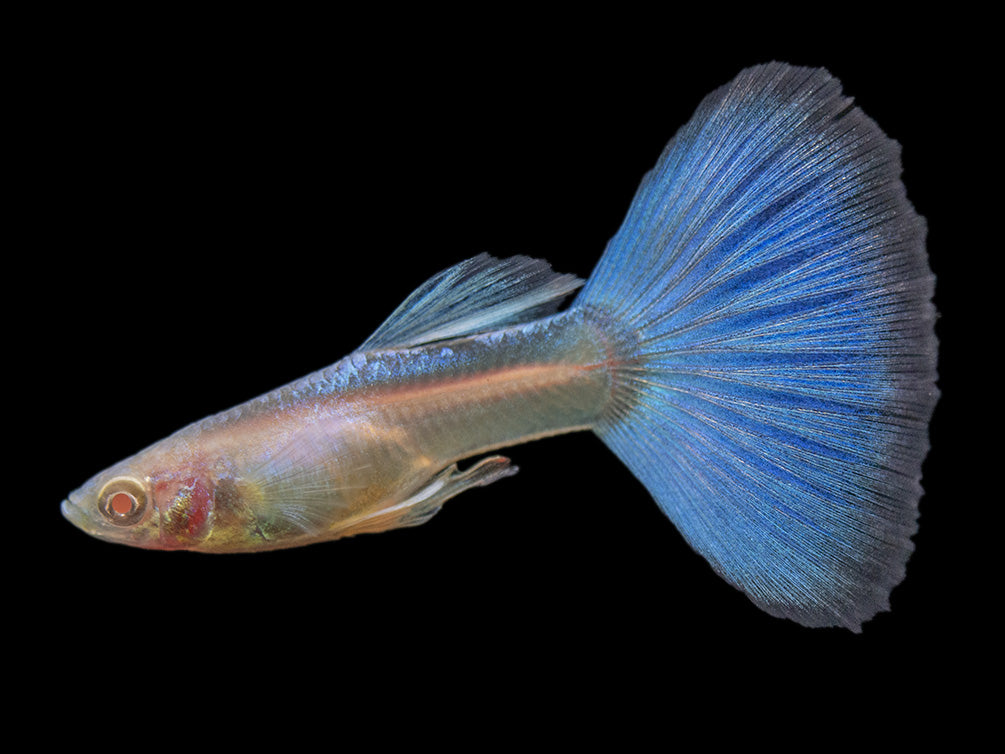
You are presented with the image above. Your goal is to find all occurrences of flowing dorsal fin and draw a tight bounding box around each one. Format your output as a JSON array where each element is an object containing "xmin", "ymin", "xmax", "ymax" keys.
[{"xmin": 360, "ymin": 253, "xmax": 583, "ymax": 350}]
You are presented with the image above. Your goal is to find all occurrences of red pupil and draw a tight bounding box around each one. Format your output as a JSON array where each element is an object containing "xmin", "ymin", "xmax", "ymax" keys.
[{"xmin": 109, "ymin": 492, "xmax": 135, "ymax": 516}]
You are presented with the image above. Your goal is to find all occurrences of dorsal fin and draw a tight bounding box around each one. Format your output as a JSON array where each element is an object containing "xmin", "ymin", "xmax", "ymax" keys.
[{"xmin": 360, "ymin": 253, "xmax": 583, "ymax": 350}]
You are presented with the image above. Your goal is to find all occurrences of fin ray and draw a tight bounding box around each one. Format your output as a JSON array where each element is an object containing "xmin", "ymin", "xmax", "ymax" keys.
[
  {"xmin": 361, "ymin": 253, "xmax": 583, "ymax": 350},
  {"xmin": 578, "ymin": 63, "xmax": 937, "ymax": 630},
  {"xmin": 330, "ymin": 455, "xmax": 517, "ymax": 539},
  {"xmin": 241, "ymin": 430, "xmax": 357, "ymax": 540}
]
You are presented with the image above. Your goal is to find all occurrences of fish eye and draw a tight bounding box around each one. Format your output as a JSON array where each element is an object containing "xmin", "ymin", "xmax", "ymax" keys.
[{"xmin": 98, "ymin": 477, "xmax": 148, "ymax": 526}]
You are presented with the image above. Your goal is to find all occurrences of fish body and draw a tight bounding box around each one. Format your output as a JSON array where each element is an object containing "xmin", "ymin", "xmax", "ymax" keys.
[
  {"xmin": 63, "ymin": 64, "xmax": 938, "ymax": 631},
  {"xmin": 65, "ymin": 304, "xmax": 611, "ymax": 552}
]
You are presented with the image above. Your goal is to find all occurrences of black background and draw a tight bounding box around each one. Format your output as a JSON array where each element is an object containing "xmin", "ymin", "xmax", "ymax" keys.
[{"xmin": 26, "ymin": 14, "xmax": 981, "ymax": 738}]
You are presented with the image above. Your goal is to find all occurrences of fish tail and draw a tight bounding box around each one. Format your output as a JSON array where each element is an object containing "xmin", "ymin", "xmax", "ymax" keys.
[{"xmin": 574, "ymin": 63, "xmax": 938, "ymax": 630}]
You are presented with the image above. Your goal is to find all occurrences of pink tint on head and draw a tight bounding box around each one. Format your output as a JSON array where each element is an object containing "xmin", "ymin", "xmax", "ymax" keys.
[
  {"xmin": 151, "ymin": 474, "xmax": 216, "ymax": 549},
  {"xmin": 184, "ymin": 477, "xmax": 213, "ymax": 537}
]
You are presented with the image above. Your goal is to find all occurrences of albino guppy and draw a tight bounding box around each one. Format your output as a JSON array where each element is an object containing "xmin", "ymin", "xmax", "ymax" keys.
[{"xmin": 62, "ymin": 64, "xmax": 938, "ymax": 631}]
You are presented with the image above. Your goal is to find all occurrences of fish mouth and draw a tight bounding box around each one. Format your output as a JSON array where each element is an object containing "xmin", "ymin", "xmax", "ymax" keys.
[{"xmin": 61, "ymin": 497, "xmax": 88, "ymax": 529}]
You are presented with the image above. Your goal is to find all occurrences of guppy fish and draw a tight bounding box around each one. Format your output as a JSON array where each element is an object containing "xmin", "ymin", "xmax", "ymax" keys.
[{"xmin": 63, "ymin": 63, "xmax": 937, "ymax": 631}]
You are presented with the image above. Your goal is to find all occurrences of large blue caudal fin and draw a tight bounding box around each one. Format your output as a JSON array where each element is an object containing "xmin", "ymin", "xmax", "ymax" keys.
[{"xmin": 576, "ymin": 63, "xmax": 938, "ymax": 630}]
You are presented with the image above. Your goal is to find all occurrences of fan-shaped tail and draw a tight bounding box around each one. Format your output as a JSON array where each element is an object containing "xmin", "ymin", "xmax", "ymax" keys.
[{"xmin": 576, "ymin": 63, "xmax": 938, "ymax": 630}]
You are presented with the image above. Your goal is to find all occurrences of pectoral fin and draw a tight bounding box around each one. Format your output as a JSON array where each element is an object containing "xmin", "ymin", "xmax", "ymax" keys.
[{"xmin": 331, "ymin": 455, "xmax": 518, "ymax": 539}]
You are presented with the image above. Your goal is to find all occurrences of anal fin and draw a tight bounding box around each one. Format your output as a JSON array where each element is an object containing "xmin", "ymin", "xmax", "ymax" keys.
[{"xmin": 331, "ymin": 455, "xmax": 517, "ymax": 539}]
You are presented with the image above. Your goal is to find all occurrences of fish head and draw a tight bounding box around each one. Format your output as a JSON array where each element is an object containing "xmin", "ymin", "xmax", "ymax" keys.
[
  {"xmin": 62, "ymin": 454, "xmax": 223, "ymax": 551},
  {"xmin": 63, "ymin": 462, "xmax": 163, "ymax": 549}
]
